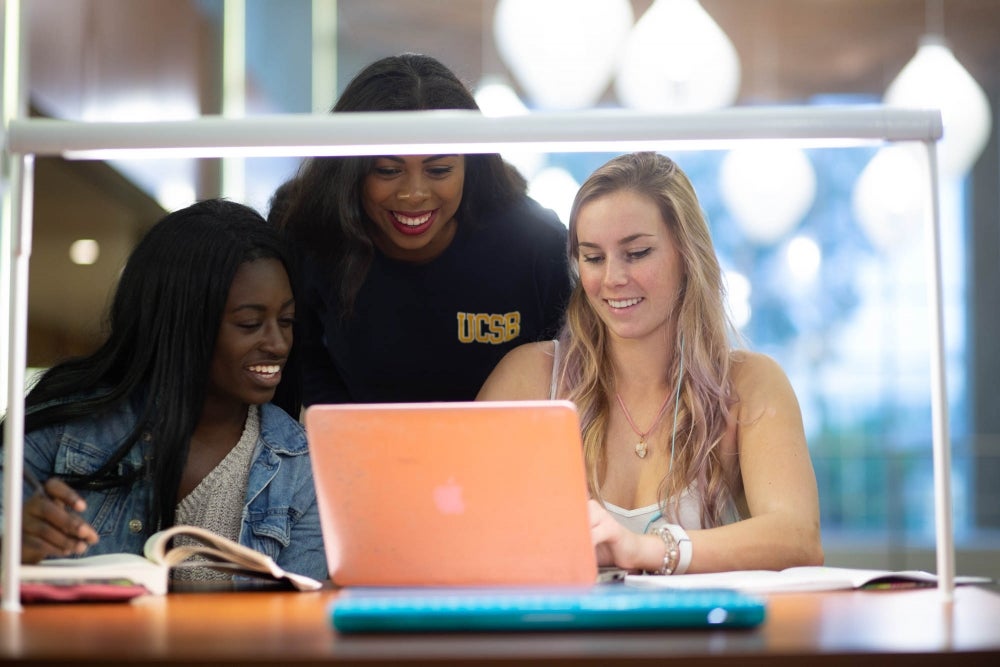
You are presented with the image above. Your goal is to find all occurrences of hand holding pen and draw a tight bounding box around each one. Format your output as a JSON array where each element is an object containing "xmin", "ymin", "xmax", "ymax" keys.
[{"xmin": 21, "ymin": 469, "xmax": 100, "ymax": 564}]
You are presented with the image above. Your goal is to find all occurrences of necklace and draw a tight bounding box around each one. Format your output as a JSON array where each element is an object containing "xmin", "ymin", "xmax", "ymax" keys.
[
  {"xmin": 615, "ymin": 391, "xmax": 672, "ymax": 459},
  {"xmin": 614, "ymin": 336, "xmax": 686, "ymax": 461}
]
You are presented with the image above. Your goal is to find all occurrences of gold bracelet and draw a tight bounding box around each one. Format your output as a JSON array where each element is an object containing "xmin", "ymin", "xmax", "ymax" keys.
[{"xmin": 652, "ymin": 525, "xmax": 680, "ymax": 575}]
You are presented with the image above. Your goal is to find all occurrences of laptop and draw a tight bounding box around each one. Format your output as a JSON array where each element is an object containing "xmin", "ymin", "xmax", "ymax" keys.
[
  {"xmin": 304, "ymin": 400, "xmax": 599, "ymax": 587},
  {"xmin": 307, "ymin": 400, "xmax": 769, "ymax": 633}
]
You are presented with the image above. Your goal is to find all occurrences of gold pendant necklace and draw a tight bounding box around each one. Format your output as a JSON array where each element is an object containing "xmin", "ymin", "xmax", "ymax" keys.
[{"xmin": 615, "ymin": 391, "xmax": 672, "ymax": 459}]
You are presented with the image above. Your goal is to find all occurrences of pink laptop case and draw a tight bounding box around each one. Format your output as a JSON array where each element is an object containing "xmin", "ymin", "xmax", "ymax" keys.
[{"xmin": 305, "ymin": 401, "xmax": 598, "ymax": 587}]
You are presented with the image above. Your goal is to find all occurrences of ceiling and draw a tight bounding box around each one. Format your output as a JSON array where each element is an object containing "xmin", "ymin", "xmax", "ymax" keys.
[
  {"xmin": 28, "ymin": 158, "xmax": 166, "ymax": 363},
  {"xmin": 18, "ymin": 0, "xmax": 1000, "ymax": 366}
]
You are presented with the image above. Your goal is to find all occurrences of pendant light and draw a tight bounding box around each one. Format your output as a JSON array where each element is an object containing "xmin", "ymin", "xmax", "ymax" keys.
[
  {"xmin": 493, "ymin": 0, "xmax": 634, "ymax": 110},
  {"xmin": 854, "ymin": 1, "xmax": 991, "ymax": 251},
  {"xmin": 615, "ymin": 0, "xmax": 740, "ymax": 111},
  {"xmin": 883, "ymin": 3, "xmax": 991, "ymax": 178},
  {"xmin": 852, "ymin": 144, "xmax": 928, "ymax": 253},
  {"xmin": 719, "ymin": 144, "xmax": 816, "ymax": 245}
]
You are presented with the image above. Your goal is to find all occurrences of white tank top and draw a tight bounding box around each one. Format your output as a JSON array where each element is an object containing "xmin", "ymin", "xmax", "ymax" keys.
[{"xmin": 603, "ymin": 486, "xmax": 719, "ymax": 533}]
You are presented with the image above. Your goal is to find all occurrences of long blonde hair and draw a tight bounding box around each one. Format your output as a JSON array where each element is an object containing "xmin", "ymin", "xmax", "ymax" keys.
[{"xmin": 556, "ymin": 152, "xmax": 740, "ymax": 527}]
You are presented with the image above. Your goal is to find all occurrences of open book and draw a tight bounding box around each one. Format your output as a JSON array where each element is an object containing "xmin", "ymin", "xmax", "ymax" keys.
[
  {"xmin": 18, "ymin": 524, "xmax": 323, "ymax": 598},
  {"xmin": 625, "ymin": 566, "xmax": 993, "ymax": 594}
]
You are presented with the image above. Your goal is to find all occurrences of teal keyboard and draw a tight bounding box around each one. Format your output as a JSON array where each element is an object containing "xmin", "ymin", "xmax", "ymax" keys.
[{"xmin": 331, "ymin": 586, "xmax": 766, "ymax": 633}]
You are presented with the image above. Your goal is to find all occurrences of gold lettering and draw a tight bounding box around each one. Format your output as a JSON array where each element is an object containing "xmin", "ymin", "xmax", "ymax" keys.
[
  {"xmin": 455, "ymin": 311, "xmax": 523, "ymax": 344},
  {"xmin": 485, "ymin": 314, "xmax": 502, "ymax": 344},
  {"xmin": 506, "ymin": 312, "xmax": 521, "ymax": 340},
  {"xmin": 456, "ymin": 313, "xmax": 474, "ymax": 343},
  {"xmin": 473, "ymin": 314, "xmax": 490, "ymax": 343}
]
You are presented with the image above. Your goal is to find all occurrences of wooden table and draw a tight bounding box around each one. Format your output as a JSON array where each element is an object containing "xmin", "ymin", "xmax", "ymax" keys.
[{"xmin": 2, "ymin": 585, "xmax": 999, "ymax": 665}]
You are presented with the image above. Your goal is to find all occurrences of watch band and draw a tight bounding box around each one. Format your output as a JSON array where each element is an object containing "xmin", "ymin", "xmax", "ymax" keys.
[{"xmin": 667, "ymin": 524, "xmax": 692, "ymax": 575}]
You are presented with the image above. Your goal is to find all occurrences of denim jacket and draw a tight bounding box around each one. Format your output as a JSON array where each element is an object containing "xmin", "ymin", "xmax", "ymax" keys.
[{"xmin": 2, "ymin": 394, "xmax": 328, "ymax": 582}]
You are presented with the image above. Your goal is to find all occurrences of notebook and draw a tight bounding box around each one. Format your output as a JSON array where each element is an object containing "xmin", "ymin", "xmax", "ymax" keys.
[
  {"xmin": 330, "ymin": 586, "xmax": 767, "ymax": 633},
  {"xmin": 304, "ymin": 401, "xmax": 598, "ymax": 587}
]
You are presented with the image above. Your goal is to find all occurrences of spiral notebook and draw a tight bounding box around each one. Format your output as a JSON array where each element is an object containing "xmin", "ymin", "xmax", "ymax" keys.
[{"xmin": 305, "ymin": 401, "xmax": 598, "ymax": 587}]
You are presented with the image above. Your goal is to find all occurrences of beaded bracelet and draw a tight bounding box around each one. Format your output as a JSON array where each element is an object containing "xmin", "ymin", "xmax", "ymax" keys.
[{"xmin": 652, "ymin": 524, "xmax": 681, "ymax": 576}]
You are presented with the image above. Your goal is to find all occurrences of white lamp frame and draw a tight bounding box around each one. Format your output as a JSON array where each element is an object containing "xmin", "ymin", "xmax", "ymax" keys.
[{"xmin": 1, "ymin": 106, "xmax": 951, "ymax": 613}]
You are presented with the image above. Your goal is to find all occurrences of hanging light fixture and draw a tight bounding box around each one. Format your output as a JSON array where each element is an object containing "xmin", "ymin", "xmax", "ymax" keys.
[
  {"xmin": 615, "ymin": 0, "xmax": 740, "ymax": 111},
  {"xmin": 852, "ymin": 144, "xmax": 928, "ymax": 253},
  {"xmin": 882, "ymin": 2, "xmax": 991, "ymax": 179},
  {"xmin": 719, "ymin": 144, "xmax": 817, "ymax": 245},
  {"xmin": 853, "ymin": 1, "xmax": 990, "ymax": 254},
  {"xmin": 493, "ymin": 0, "xmax": 634, "ymax": 110}
]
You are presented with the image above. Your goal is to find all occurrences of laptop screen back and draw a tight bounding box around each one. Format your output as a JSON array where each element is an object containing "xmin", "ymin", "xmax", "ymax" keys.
[{"xmin": 305, "ymin": 401, "xmax": 598, "ymax": 587}]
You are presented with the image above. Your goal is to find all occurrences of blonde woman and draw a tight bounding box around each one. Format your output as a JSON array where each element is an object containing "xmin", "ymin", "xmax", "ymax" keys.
[{"xmin": 478, "ymin": 152, "xmax": 823, "ymax": 575}]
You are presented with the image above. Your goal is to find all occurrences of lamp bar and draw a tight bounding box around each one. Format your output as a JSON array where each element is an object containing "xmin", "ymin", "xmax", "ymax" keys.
[
  {"xmin": 6, "ymin": 106, "xmax": 943, "ymax": 158},
  {"xmin": 56, "ymin": 139, "xmax": 883, "ymax": 161},
  {"xmin": 923, "ymin": 141, "xmax": 955, "ymax": 601},
  {"xmin": 1, "ymin": 103, "xmax": 953, "ymax": 613}
]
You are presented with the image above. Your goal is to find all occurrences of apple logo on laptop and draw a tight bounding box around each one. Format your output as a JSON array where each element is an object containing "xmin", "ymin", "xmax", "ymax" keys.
[{"xmin": 433, "ymin": 477, "xmax": 465, "ymax": 514}]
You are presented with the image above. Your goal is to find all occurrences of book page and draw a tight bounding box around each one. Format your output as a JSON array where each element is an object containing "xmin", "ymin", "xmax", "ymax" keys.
[
  {"xmin": 143, "ymin": 525, "xmax": 322, "ymax": 591},
  {"xmin": 145, "ymin": 525, "xmax": 273, "ymax": 569},
  {"xmin": 19, "ymin": 553, "xmax": 169, "ymax": 595},
  {"xmin": 152, "ymin": 542, "xmax": 276, "ymax": 574},
  {"xmin": 626, "ymin": 569, "xmax": 855, "ymax": 593},
  {"xmin": 625, "ymin": 566, "xmax": 992, "ymax": 593}
]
